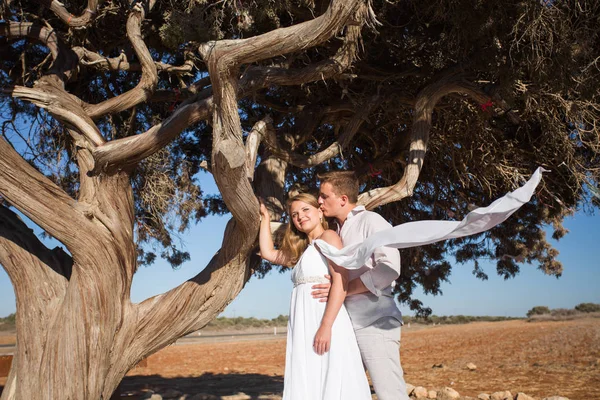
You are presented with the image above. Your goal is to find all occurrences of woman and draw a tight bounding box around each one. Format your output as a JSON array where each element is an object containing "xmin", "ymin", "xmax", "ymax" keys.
[{"xmin": 259, "ymin": 193, "xmax": 371, "ymax": 400}]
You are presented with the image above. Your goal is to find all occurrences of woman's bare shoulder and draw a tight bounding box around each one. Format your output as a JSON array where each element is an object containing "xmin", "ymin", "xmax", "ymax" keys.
[{"xmin": 319, "ymin": 229, "xmax": 342, "ymax": 247}]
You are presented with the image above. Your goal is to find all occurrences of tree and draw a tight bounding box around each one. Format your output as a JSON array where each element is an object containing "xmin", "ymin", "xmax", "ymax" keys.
[
  {"xmin": 527, "ymin": 306, "xmax": 551, "ymax": 318},
  {"xmin": 574, "ymin": 303, "xmax": 600, "ymax": 313},
  {"xmin": 0, "ymin": 0, "xmax": 598, "ymax": 398}
]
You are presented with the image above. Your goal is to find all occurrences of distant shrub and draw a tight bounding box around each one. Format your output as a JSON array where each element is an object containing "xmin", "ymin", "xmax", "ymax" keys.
[
  {"xmin": 527, "ymin": 306, "xmax": 551, "ymax": 318},
  {"xmin": 407, "ymin": 314, "xmax": 519, "ymax": 325},
  {"xmin": 550, "ymin": 308, "xmax": 578, "ymax": 317},
  {"xmin": 0, "ymin": 313, "xmax": 16, "ymax": 331},
  {"xmin": 204, "ymin": 315, "xmax": 289, "ymax": 330},
  {"xmin": 575, "ymin": 303, "xmax": 600, "ymax": 313}
]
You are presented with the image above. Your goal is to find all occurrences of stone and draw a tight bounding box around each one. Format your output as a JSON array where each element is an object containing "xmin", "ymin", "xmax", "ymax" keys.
[
  {"xmin": 491, "ymin": 391, "xmax": 513, "ymax": 400},
  {"xmin": 143, "ymin": 395, "xmax": 162, "ymax": 400},
  {"xmin": 542, "ymin": 397, "xmax": 570, "ymax": 400},
  {"xmin": 221, "ymin": 393, "xmax": 251, "ymax": 400},
  {"xmin": 413, "ymin": 386, "xmax": 429, "ymax": 398},
  {"xmin": 466, "ymin": 362, "xmax": 477, "ymax": 371},
  {"xmin": 515, "ymin": 393, "xmax": 535, "ymax": 400},
  {"xmin": 437, "ymin": 387, "xmax": 460, "ymax": 400},
  {"xmin": 428, "ymin": 390, "xmax": 437, "ymax": 399},
  {"xmin": 432, "ymin": 363, "xmax": 446, "ymax": 369},
  {"xmin": 477, "ymin": 395, "xmax": 490, "ymax": 400},
  {"xmin": 406, "ymin": 383, "xmax": 416, "ymax": 395}
]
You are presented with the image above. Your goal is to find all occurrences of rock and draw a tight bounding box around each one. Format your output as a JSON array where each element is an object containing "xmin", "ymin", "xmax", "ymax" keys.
[
  {"xmin": 413, "ymin": 386, "xmax": 429, "ymax": 398},
  {"xmin": 144, "ymin": 395, "xmax": 162, "ymax": 400},
  {"xmin": 491, "ymin": 391, "xmax": 513, "ymax": 400},
  {"xmin": 515, "ymin": 393, "xmax": 535, "ymax": 400},
  {"xmin": 257, "ymin": 396, "xmax": 282, "ymax": 400},
  {"xmin": 432, "ymin": 363, "xmax": 446, "ymax": 369},
  {"xmin": 406, "ymin": 383, "xmax": 416, "ymax": 395},
  {"xmin": 428, "ymin": 390, "xmax": 437, "ymax": 399},
  {"xmin": 466, "ymin": 362, "xmax": 477, "ymax": 371},
  {"xmin": 437, "ymin": 387, "xmax": 460, "ymax": 400},
  {"xmin": 477, "ymin": 395, "xmax": 490, "ymax": 400},
  {"xmin": 542, "ymin": 397, "xmax": 570, "ymax": 400},
  {"xmin": 221, "ymin": 393, "xmax": 251, "ymax": 400}
]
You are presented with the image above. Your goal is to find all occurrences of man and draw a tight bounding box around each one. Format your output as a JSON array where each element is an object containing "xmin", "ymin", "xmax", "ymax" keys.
[{"xmin": 313, "ymin": 171, "xmax": 409, "ymax": 400}]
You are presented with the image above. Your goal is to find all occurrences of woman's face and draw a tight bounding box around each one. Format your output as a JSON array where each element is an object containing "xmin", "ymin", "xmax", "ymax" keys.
[{"xmin": 289, "ymin": 200, "xmax": 323, "ymax": 234}]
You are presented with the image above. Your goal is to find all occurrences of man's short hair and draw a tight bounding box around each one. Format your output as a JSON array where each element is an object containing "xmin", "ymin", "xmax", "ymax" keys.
[{"xmin": 318, "ymin": 171, "xmax": 359, "ymax": 203}]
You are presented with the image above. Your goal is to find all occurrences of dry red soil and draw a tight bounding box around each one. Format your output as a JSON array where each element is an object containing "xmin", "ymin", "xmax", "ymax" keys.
[
  {"xmin": 2, "ymin": 318, "xmax": 599, "ymax": 399},
  {"xmin": 120, "ymin": 318, "xmax": 600, "ymax": 399}
]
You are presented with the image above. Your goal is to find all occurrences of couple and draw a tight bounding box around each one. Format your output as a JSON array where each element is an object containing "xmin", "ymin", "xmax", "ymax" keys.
[
  {"xmin": 258, "ymin": 166, "xmax": 546, "ymax": 400},
  {"xmin": 259, "ymin": 171, "xmax": 408, "ymax": 400}
]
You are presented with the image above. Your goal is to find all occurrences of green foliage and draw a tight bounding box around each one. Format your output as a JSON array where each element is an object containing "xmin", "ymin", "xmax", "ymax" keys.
[
  {"xmin": 574, "ymin": 303, "xmax": 600, "ymax": 313},
  {"xmin": 526, "ymin": 306, "xmax": 551, "ymax": 317}
]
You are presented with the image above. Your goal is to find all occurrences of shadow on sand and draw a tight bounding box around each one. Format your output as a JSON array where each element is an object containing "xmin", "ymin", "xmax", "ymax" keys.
[
  {"xmin": 2, "ymin": 372, "xmax": 284, "ymax": 399},
  {"xmin": 115, "ymin": 372, "xmax": 285, "ymax": 399}
]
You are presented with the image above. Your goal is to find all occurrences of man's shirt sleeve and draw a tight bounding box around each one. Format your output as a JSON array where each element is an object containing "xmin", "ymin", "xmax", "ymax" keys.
[{"xmin": 358, "ymin": 213, "xmax": 401, "ymax": 297}]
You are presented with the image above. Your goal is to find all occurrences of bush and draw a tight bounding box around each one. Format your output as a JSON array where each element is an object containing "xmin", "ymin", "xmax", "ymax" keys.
[
  {"xmin": 0, "ymin": 313, "xmax": 16, "ymax": 331},
  {"xmin": 527, "ymin": 306, "xmax": 551, "ymax": 318},
  {"xmin": 575, "ymin": 303, "xmax": 600, "ymax": 313}
]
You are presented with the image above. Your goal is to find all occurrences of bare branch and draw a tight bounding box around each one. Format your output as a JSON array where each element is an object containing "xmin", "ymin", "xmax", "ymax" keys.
[
  {"xmin": 92, "ymin": 94, "xmax": 213, "ymax": 173},
  {"xmin": 10, "ymin": 85, "xmax": 105, "ymax": 146},
  {"xmin": 245, "ymin": 118, "xmax": 267, "ymax": 181},
  {"xmin": 358, "ymin": 73, "xmax": 492, "ymax": 209},
  {"xmin": 0, "ymin": 21, "xmax": 79, "ymax": 82},
  {"xmin": 0, "ymin": 22, "xmax": 59, "ymax": 59},
  {"xmin": 0, "ymin": 136, "xmax": 95, "ymax": 251},
  {"xmin": 84, "ymin": 4, "xmax": 158, "ymax": 118},
  {"xmin": 198, "ymin": 0, "xmax": 364, "ymax": 67},
  {"xmin": 261, "ymin": 95, "xmax": 381, "ymax": 168},
  {"xmin": 42, "ymin": 0, "xmax": 102, "ymax": 29},
  {"xmin": 73, "ymin": 46, "xmax": 195, "ymax": 74}
]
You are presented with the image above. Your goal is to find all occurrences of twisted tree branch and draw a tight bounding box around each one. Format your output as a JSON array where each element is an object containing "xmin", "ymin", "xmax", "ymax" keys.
[
  {"xmin": 84, "ymin": 4, "xmax": 158, "ymax": 118},
  {"xmin": 358, "ymin": 73, "xmax": 492, "ymax": 209}
]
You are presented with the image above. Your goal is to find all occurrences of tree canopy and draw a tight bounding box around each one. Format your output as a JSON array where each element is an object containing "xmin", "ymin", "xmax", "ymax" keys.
[{"xmin": 2, "ymin": 0, "xmax": 599, "ymax": 316}]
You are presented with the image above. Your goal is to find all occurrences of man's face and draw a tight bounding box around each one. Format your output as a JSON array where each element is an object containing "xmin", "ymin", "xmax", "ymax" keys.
[{"xmin": 318, "ymin": 182, "xmax": 343, "ymax": 218}]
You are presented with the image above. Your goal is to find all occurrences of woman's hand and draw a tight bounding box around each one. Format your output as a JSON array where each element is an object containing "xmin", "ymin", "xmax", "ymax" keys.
[
  {"xmin": 313, "ymin": 325, "xmax": 332, "ymax": 355},
  {"xmin": 259, "ymin": 199, "xmax": 270, "ymax": 221}
]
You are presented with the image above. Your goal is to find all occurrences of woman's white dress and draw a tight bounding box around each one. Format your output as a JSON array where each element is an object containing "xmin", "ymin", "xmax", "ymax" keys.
[{"xmin": 283, "ymin": 243, "xmax": 372, "ymax": 400}]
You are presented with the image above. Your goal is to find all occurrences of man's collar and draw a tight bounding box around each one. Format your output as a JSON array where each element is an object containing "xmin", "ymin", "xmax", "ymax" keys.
[
  {"xmin": 347, "ymin": 205, "xmax": 366, "ymax": 220},
  {"xmin": 337, "ymin": 205, "xmax": 365, "ymax": 228}
]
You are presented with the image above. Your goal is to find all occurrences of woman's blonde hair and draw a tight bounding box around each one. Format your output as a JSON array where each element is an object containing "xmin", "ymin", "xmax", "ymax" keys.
[{"xmin": 280, "ymin": 193, "xmax": 328, "ymax": 265}]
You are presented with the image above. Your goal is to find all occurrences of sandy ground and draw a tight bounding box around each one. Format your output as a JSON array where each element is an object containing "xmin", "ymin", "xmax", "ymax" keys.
[
  {"xmin": 2, "ymin": 318, "xmax": 599, "ymax": 399},
  {"xmin": 120, "ymin": 318, "xmax": 599, "ymax": 399}
]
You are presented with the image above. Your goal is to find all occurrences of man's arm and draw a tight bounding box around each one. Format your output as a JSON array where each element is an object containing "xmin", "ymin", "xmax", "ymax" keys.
[{"xmin": 355, "ymin": 243, "xmax": 400, "ymax": 297}]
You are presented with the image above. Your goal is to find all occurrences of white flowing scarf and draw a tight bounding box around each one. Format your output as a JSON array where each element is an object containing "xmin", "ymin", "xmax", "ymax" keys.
[{"xmin": 314, "ymin": 167, "xmax": 547, "ymax": 270}]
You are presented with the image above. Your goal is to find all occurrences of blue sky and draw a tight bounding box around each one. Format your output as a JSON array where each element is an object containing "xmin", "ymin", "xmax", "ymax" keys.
[{"xmin": 1, "ymin": 172, "xmax": 599, "ymax": 319}]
